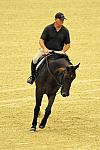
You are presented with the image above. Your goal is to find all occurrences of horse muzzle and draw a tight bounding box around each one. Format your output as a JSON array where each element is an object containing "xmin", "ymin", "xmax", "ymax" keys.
[{"xmin": 61, "ymin": 92, "xmax": 69, "ymax": 97}]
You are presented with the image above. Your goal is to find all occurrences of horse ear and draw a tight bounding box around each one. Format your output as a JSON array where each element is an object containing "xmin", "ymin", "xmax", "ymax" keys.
[{"xmin": 74, "ymin": 63, "xmax": 80, "ymax": 70}]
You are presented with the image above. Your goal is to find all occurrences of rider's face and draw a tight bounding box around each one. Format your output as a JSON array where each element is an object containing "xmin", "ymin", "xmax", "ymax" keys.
[{"xmin": 55, "ymin": 18, "xmax": 64, "ymax": 27}]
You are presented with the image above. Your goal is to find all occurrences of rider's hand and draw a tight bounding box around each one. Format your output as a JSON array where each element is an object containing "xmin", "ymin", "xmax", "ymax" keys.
[{"xmin": 44, "ymin": 48, "xmax": 50, "ymax": 55}]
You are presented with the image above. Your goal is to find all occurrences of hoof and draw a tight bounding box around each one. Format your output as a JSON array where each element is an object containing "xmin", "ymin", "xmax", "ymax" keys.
[
  {"xmin": 39, "ymin": 124, "xmax": 45, "ymax": 129},
  {"xmin": 30, "ymin": 126, "xmax": 36, "ymax": 132}
]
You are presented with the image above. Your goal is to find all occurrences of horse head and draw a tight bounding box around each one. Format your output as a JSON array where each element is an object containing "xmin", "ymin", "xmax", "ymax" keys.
[{"xmin": 60, "ymin": 63, "xmax": 80, "ymax": 97}]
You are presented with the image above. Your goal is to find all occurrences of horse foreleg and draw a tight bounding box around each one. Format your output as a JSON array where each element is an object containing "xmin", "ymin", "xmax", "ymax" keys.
[
  {"xmin": 31, "ymin": 89, "xmax": 43, "ymax": 131},
  {"xmin": 39, "ymin": 94, "xmax": 56, "ymax": 129}
]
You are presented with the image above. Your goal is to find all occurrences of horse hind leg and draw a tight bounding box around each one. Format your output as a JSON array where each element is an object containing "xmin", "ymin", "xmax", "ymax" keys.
[
  {"xmin": 39, "ymin": 94, "xmax": 56, "ymax": 129},
  {"xmin": 31, "ymin": 89, "xmax": 43, "ymax": 131}
]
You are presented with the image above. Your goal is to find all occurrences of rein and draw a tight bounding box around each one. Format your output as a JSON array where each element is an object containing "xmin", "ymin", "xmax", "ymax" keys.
[{"xmin": 45, "ymin": 54, "xmax": 63, "ymax": 87}]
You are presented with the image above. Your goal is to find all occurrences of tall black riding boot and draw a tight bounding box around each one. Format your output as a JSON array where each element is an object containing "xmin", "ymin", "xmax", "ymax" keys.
[{"xmin": 27, "ymin": 60, "xmax": 37, "ymax": 84}]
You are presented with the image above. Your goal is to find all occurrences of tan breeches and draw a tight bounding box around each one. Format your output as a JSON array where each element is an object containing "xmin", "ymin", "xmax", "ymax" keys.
[{"xmin": 32, "ymin": 49, "xmax": 44, "ymax": 64}]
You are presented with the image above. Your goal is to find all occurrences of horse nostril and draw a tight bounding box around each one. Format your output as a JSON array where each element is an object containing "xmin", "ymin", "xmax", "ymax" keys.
[
  {"xmin": 63, "ymin": 94, "xmax": 66, "ymax": 97},
  {"xmin": 62, "ymin": 93, "xmax": 69, "ymax": 97},
  {"xmin": 62, "ymin": 93, "xmax": 67, "ymax": 97}
]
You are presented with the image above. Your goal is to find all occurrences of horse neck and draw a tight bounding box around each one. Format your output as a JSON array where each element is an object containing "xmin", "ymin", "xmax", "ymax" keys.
[{"xmin": 49, "ymin": 58, "xmax": 72, "ymax": 72}]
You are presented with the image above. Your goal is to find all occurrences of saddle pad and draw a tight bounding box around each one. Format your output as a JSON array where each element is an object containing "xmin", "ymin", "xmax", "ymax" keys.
[{"xmin": 36, "ymin": 57, "xmax": 46, "ymax": 71}]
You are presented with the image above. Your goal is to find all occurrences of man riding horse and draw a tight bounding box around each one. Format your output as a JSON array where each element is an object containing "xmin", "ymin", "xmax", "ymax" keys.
[{"xmin": 27, "ymin": 12, "xmax": 70, "ymax": 84}]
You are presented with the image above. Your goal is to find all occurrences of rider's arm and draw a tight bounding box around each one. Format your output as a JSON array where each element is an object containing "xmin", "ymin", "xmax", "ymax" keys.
[
  {"xmin": 39, "ymin": 25, "xmax": 50, "ymax": 55},
  {"xmin": 39, "ymin": 39, "xmax": 49, "ymax": 55},
  {"xmin": 62, "ymin": 28, "xmax": 70, "ymax": 53},
  {"xmin": 62, "ymin": 43, "xmax": 70, "ymax": 53}
]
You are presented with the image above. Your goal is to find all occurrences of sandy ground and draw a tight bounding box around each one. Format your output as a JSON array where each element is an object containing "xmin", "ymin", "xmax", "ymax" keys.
[{"xmin": 0, "ymin": 0, "xmax": 100, "ymax": 149}]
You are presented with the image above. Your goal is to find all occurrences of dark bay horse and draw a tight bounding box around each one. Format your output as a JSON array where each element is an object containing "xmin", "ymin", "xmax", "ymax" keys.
[{"xmin": 31, "ymin": 53, "xmax": 80, "ymax": 131}]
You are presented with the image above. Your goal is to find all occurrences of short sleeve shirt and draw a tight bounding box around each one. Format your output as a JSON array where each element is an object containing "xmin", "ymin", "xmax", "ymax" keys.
[{"xmin": 40, "ymin": 23, "xmax": 70, "ymax": 51}]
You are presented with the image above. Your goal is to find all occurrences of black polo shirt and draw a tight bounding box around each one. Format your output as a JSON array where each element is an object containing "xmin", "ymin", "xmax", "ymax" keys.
[{"xmin": 40, "ymin": 23, "xmax": 70, "ymax": 51}]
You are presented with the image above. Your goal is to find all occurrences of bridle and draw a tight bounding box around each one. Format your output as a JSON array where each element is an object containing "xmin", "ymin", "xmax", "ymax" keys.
[{"xmin": 45, "ymin": 54, "xmax": 65, "ymax": 87}]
